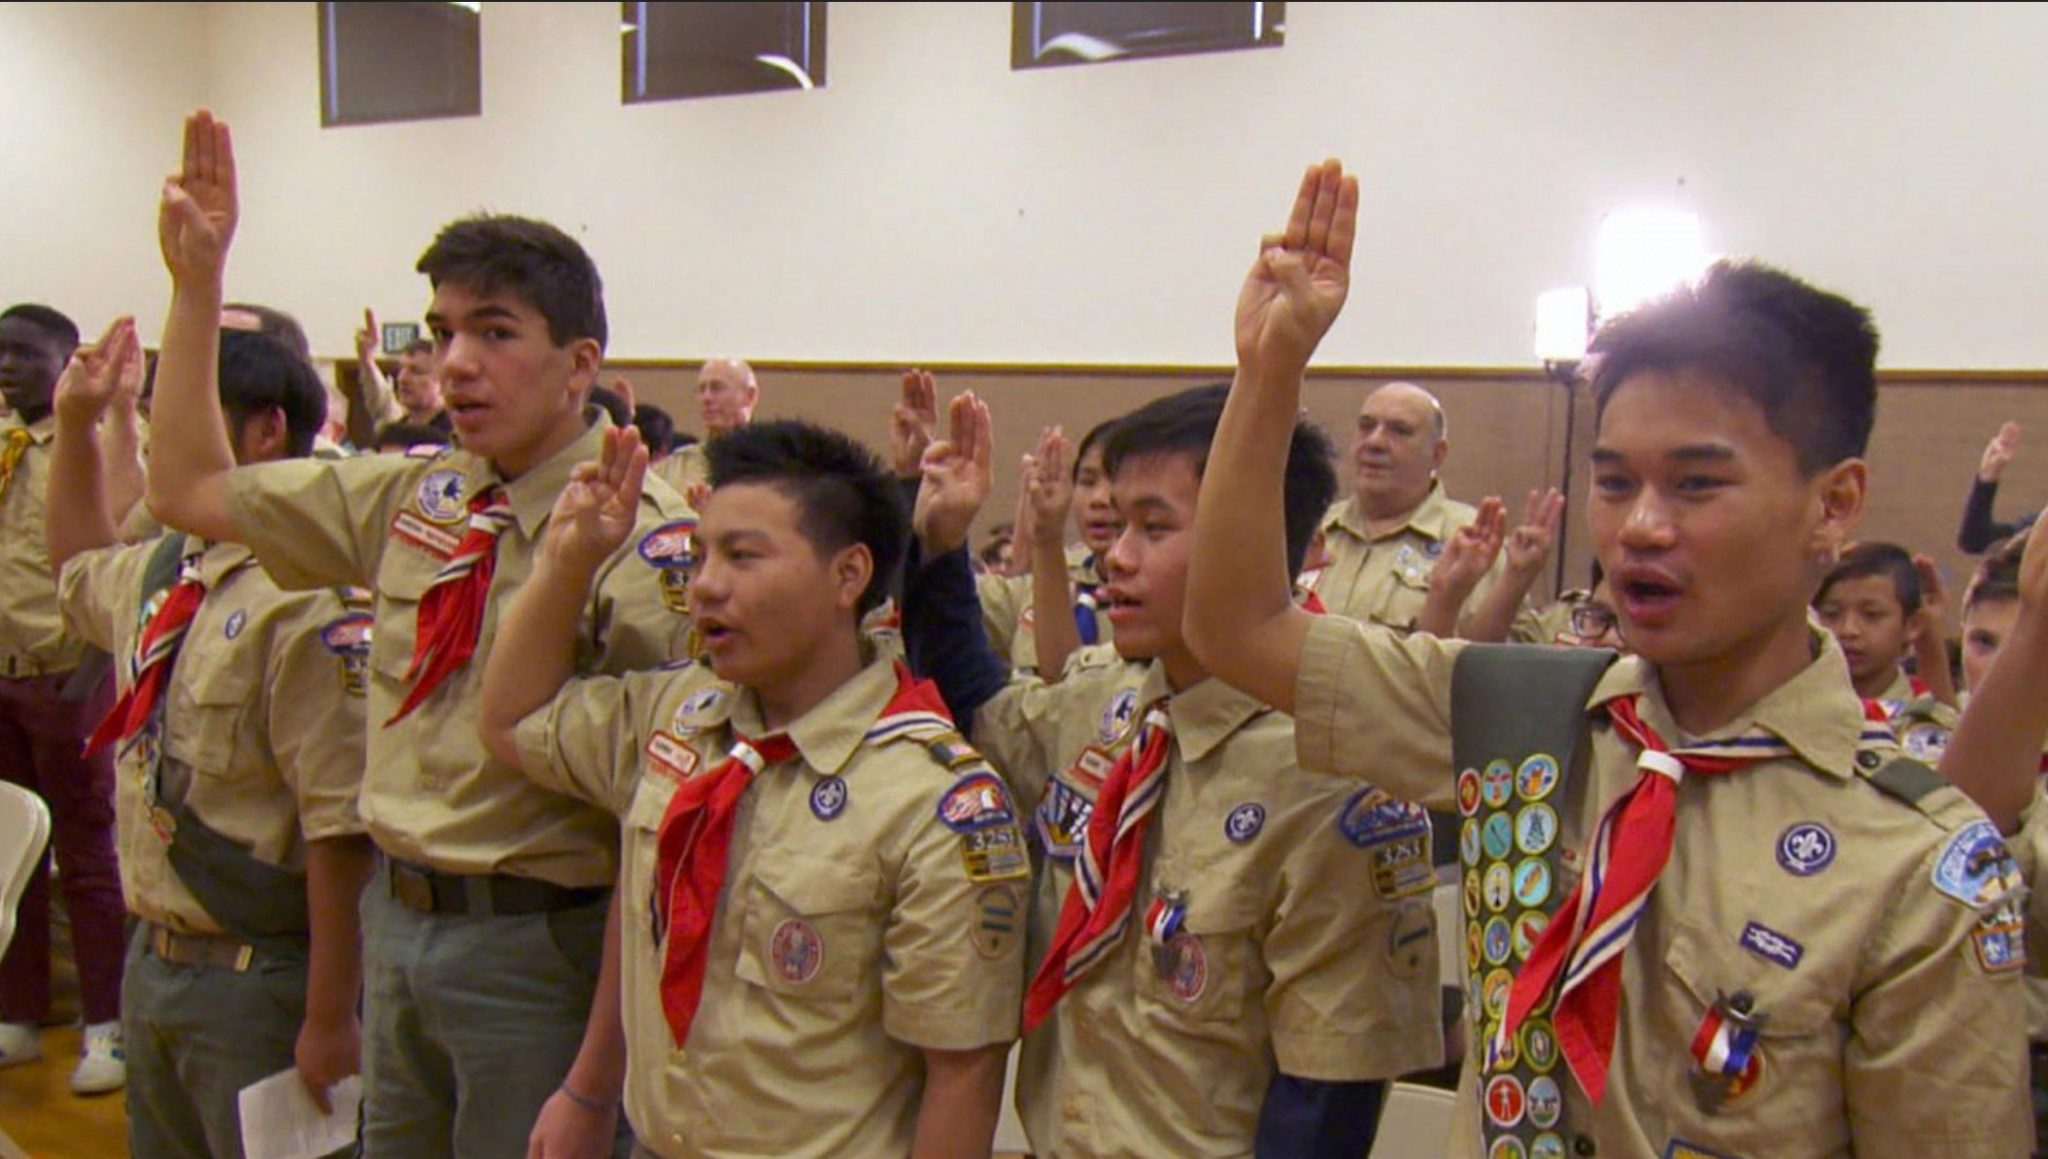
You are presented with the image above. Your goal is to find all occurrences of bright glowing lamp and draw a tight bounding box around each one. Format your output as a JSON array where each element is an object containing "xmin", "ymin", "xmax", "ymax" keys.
[
  {"xmin": 1592, "ymin": 208, "xmax": 1707, "ymax": 319},
  {"xmin": 1534, "ymin": 286, "xmax": 1591, "ymax": 365}
]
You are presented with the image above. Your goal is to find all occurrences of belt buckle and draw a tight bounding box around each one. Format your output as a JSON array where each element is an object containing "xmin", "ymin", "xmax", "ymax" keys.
[
  {"xmin": 391, "ymin": 865, "xmax": 436, "ymax": 913},
  {"xmin": 231, "ymin": 943, "xmax": 255, "ymax": 972}
]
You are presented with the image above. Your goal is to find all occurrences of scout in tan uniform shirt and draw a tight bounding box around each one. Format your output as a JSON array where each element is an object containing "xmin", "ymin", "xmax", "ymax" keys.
[
  {"xmin": 142, "ymin": 112, "xmax": 692, "ymax": 1156},
  {"xmin": 0, "ymin": 301, "xmax": 130, "ymax": 1093},
  {"xmin": 47, "ymin": 320, "xmax": 373, "ymax": 1157},
  {"xmin": 650, "ymin": 358, "xmax": 757, "ymax": 496},
  {"xmin": 1813, "ymin": 541, "xmax": 1961, "ymax": 761},
  {"xmin": 1188, "ymin": 161, "xmax": 2027, "ymax": 1157},
  {"xmin": 480, "ymin": 419, "xmax": 1024, "ymax": 1158},
  {"xmin": 902, "ymin": 385, "xmax": 1439, "ymax": 1157}
]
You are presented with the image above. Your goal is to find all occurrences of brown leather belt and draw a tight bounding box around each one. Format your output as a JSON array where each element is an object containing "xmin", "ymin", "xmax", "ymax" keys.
[
  {"xmin": 147, "ymin": 924, "xmax": 256, "ymax": 973},
  {"xmin": 387, "ymin": 860, "xmax": 608, "ymax": 917}
]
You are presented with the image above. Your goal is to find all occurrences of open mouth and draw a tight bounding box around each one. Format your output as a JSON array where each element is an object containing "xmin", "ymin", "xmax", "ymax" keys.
[{"xmin": 1614, "ymin": 567, "xmax": 1683, "ymax": 626}]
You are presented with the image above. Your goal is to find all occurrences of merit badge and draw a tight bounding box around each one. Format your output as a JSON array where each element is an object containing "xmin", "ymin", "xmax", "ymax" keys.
[
  {"xmin": 1224, "ymin": 802, "xmax": 1266, "ymax": 844},
  {"xmin": 1466, "ymin": 921, "xmax": 1484, "ymax": 972},
  {"xmin": 637, "ymin": 519, "xmax": 697, "ymax": 570},
  {"xmin": 769, "ymin": 919, "xmax": 824, "ymax": 985},
  {"xmin": 390, "ymin": 510, "xmax": 460, "ymax": 558},
  {"xmin": 1932, "ymin": 819, "xmax": 2024, "ymax": 909},
  {"xmin": 1512, "ymin": 859, "xmax": 1552, "ymax": 908},
  {"xmin": 972, "ymin": 885, "xmax": 1021, "ymax": 960},
  {"xmin": 1530, "ymin": 1135, "xmax": 1566, "ymax": 1159},
  {"xmin": 1483, "ymin": 916, "xmax": 1512, "ymax": 965},
  {"xmin": 1482, "ymin": 812, "xmax": 1514, "ymax": 860},
  {"xmin": 1515, "ymin": 802, "xmax": 1558, "ymax": 855},
  {"xmin": 644, "ymin": 732, "xmax": 701, "ymax": 782},
  {"xmin": 415, "ymin": 469, "xmax": 466, "ymax": 523},
  {"xmin": 1738, "ymin": 921, "xmax": 1803, "ymax": 970},
  {"xmin": 1664, "ymin": 1141, "xmax": 1741, "ymax": 1159},
  {"xmin": 1483, "ymin": 968, "xmax": 1513, "ymax": 1021},
  {"xmin": 1512, "ymin": 910, "xmax": 1549, "ymax": 962},
  {"xmin": 1098, "ymin": 688, "xmax": 1139, "ymax": 744},
  {"xmin": 1463, "ymin": 868, "xmax": 1482, "ymax": 916},
  {"xmin": 1458, "ymin": 768, "xmax": 1483, "ymax": 816},
  {"xmin": 1159, "ymin": 932, "xmax": 1208, "ymax": 1002},
  {"xmin": 1900, "ymin": 720, "xmax": 1949, "ymax": 763},
  {"xmin": 809, "ymin": 775, "xmax": 848, "ymax": 821},
  {"xmin": 1487, "ymin": 1137, "xmax": 1527, "ymax": 1159},
  {"xmin": 1520, "ymin": 1017, "xmax": 1558, "ymax": 1073},
  {"xmin": 1482, "ymin": 759, "xmax": 1515, "ymax": 809},
  {"xmin": 937, "ymin": 771, "xmax": 1017, "ymax": 832},
  {"xmin": 959, "ymin": 823, "xmax": 1029, "ymax": 883},
  {"xmin": 222, "ymin": 609, "xmax": 246, "ymax": 640},
  {"xmin": 1526, "ymin": 1075, "xmax": 1562, "ymax": 1130},
  {"xmin": 1460, "ymin": 818, "xmax": 1481, "ymax": 866},
  {"xmin": 1774, "ymin": 821, "xmax": 1836, "ymax": 877},
  {"xmin": 1035, "ymin": 777, "xmax": 1095, "ymax": 861},
  {"xmin": 1337, "ymin": 787, "xmax": 1430, "ymax": 848},
  {"xmin": 1484, "ymin": 1073, "xmax": 1526, "ymax": 1129},
  {"xmin": 1516, "ymin": 753, "xmax": 1560, "ymax": 801},
  {"xmin": 1484, "ymin": 863, "xmax": 1512, "ymax": 913},
  {"xmin": 1689, "ymin": 993, "xmax": 1766, "ymax": 1114}
]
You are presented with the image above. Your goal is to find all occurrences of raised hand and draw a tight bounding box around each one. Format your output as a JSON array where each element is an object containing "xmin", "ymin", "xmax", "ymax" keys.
[
  {"xmin": 356, "ymin": 309, "xmax": 379, "ymax": 365},
  {"xmin": 53, "ymin": 316, "xmax": 140, "ymax": 427},
  {"xmin": 1022, "ymin": 425, "xmax": 1072, "ymax": 548},
  {"xmin": 1235, "ymin": 159, "xmax": 1359, "ymax": 379},
  {"xmin": 890, "ymin": 369, "xmax": 939, "ymax": 479},
  {"xmin": 914, "ymin": 391, "xmax": 993, "ymax": 555},
  {"xmin": 1430, "ymin": 497, "xmax": 1507, "ymax": 602},
  {"xmin": 1502, "ymin": 488, "xmax": 1566, "ymax": 576},
  {"xmin": 545, "ymin": 425, "xmax": 648, "ymax": 576},
  {"xmin": 1980, "ymin": 421, "xmax": 2021, "ymax": 483},
  {"xmin": 158, "ymin": 109, "xmax": 239, "ymax": 285}
]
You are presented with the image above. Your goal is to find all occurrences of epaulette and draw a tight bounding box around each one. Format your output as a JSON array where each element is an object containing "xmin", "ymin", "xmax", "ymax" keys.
[{"xmin": 1862, "ymin": 755, "xmax": 1949, "ymax": 809}]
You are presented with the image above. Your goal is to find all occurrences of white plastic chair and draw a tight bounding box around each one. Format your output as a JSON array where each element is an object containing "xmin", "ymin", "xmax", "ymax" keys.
[
  {"xmin": 0, "ymin": 780, "xmax": 52, "ymax": 1159},
  {"xmin": 1369, "ymin": 1081, "xmax": 1457, "ymax": 1159}
]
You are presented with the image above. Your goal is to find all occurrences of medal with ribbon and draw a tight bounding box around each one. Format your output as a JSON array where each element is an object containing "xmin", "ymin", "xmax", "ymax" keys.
[
  {"xmin": 1146, "ymin": 889, "xmax": 1187, "ymax": 977},
  {"xmin": 1688, "ymin": 990, "xmax": 1766, "ymax": 1114}
]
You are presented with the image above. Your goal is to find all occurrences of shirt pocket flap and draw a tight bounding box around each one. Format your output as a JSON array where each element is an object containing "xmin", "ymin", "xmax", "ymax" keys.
[{"xmin": 1665, "ymin": 916, "xmax": 1834, "ymax": 1038}]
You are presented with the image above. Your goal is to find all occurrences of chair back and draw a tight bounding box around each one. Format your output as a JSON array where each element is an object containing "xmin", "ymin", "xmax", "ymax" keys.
[
  {"xmin": 0, "ymin": 781, "xmax": 53, "ymax": 959},
  {"xmin": 1370, "ymin": 1081, "xmax": 1458, "ymax": 1159}
]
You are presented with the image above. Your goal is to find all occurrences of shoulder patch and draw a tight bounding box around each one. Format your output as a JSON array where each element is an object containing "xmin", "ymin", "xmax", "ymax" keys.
[
  {"xmin": 637, "ymin": 519, "xmax": 697, "ymax": 569},
  {"xmin": 1931, "ymin": 819, "xmax": 2024, "ymax": 910},
  {"xmin": 1098, "ymin": 687, "xmax": 1139, "ymax": 745},
  {"xmin": 670, "ymin": 684, "xmax": 733, "ymax": 734},
  {"xmin": 414, "ymin": 468, "xmax": 467, "ymax": 523},
  {"xmin": 319, "ymin": 612, "xmax": 374, "ymax": 655},
  {"xmin": 1339, "ymin": 787, "xmax": 1436, "ymax": 901},
  {"xmin": 936, "ymin": 771, "xmax": 1017, "ymax": 833}
]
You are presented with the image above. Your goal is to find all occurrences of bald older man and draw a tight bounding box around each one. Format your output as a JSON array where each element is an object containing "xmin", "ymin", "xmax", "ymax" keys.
[
  {"xmin": 1310, "ymin": 382, "xmax": 1540, "ymax": 641},
  {"xmin": 651, "ymin": 357, "xmax": 757, "ymax": 494}
]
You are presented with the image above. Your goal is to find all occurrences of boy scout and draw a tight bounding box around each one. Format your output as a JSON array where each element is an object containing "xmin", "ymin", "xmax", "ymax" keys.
[
  {"xmin": 0, "ymin": 300, "xmax": 129, "ymax": 1093},
  {"xmin": 900, "ymin": 385, "xmax": 1441, "ymax": 1157},
  {"xmin": 478, "ymin": 420, "xmax": 1025, "ymax": 1158},
  {"xmin": 1186, "ymin": 160, "xmax": 2027, "ymax": 1156},
  {"xmin": 143, "ymin": 111, "xmax": 692, "ymax": 1155},
  {"xmin": 1814, "ymin": 541, "xmax": 1958, "ymax": 759},
  {"xmin": 48, "ymin": 318, "xmax": 371, "ymax": 1156}
]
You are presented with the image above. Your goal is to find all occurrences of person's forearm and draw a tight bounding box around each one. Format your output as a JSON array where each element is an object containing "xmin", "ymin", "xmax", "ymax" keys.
[
  {"xmin": 1416, "ymin": 572, "xmax": 1475, "ymax": 638},
  {"xmin": 561, "ymin": 891, "xmax": 628, "ymax": 1104},
  {"xmin": 1459, "ymin": 564, "xmax": 1543, "ymax": 643},
  {"xmin": 478, "ymin": 551, "xmax": 596, "ymax": 769},
  {"xmin": 46, "ymin": 410, "xmax": 119, "ymax": 573},
  {"xmin": 102, "ymin": 405, "xmax": 146, "ymax": 532},
  {"xmin": 1959, "ymin": 476, "xmax": 2007, "ymax": 554},
  {"xmin": 357, "ymin": 357, "xmax": 403, "ymax": 428},
  {"xmin": 1938, "ymin": 610, "xmax": 2048, "ymax": 833},
  {"xmin": 1913, "ymin": 627, "xmax": 1959, "ymax": 709},
  {"xmin": 901, "ymin": 541, "xmax": 1011, "ymax": 735},
  {"xmin": 1184, "ymin": 366, "xmax": 1314, "ymax": 712},
  {"xmin": 909, "ymin": 1045, "xmax": 1006, "ymax": 1159},
  {"xmin": 144, "ymin": 276, "xmax": 241, "ymax": 540},
  {"xmin": 303, "ymin": 835, "xmax": 373, "ymax": 1031},
  {"xmin": 1028, "ymin": 533, "xmax": 1081, "ymax": 677}
]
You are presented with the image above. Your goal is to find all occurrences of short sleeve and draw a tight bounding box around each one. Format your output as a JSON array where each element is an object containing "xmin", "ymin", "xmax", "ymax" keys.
[
  {"xmin": 516, "ymin": 667, "xmax": 685, "ymax": 816},
  {"xmin": 265, "ymin": 593, "xmax": 369, "ymax": 841},
  {"xmin": 56, "ymin": 540, "xmax": 149, "ymax": 655},
  {"xmin": 1293, "ymin": 615, "xmax": 1461, "ymax": 809},
  {"xmin": 226, "ymin": 455, "xmax": 418, "ymax": 591}
]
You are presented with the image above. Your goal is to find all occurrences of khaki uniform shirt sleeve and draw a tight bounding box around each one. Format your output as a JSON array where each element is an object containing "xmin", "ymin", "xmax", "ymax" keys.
[
  {"xmin": 225, "ymin": 455, "xmax": 418, "ymax": 590},
  {"xmin": 1293, "ymin": 614, "xmax": 1462, "ymax": 808},
  {"xmin": 976, "ymin": 571, "xmax": 1024, "ymax": 666},
  {"xmin": 2020, "ymin": 787, "xmax": 2048, "ymax": 968},
  {"xmin": 1842, "ymin": 828, "xmax": 2031, "ymax": 1156},
  {"xmin": 264, "ymin": 594, "xmax": 369, "ymax": 841},
  {"xmin": 517, "ymin": 666, "xmax": 681, "ymax": 816},
  {"xmin": 971, "ymin": 654, "xmax": 1125, "ymax": 804},
  {"xmin": 56, "ymin": 541, "xmax": 148, "ymax": 655},
  {"xmin": 880, "ymin": 767, "xmax": 1028, "ymax": 1051}
]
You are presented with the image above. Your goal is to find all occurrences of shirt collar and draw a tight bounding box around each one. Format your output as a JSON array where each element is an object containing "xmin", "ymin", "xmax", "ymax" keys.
[
  {"xmin": 195, "ymin": 539, "xmax": 259, "ymax": 587},
  {"xmin": 1146, "ymin": 661, "xmax": 1270, "ymax": 765},
  {"xmin": 1877, "ymin": 669, "xmax": 1915, "ymax": 704},
  {"xmin": 1334, "ymin": 480, "xmax": 1456, "ymax": 544},
  {"xmin": 1586, "ymin": 630, "xmax": 1869, "ymax": 779},
  {"xmin": 727, "ymin": 649, "xmax": 905, "ymax": 779},
  {"xmin": 474, "ymin": 416, "xmax": 609, "ymax": 539}
]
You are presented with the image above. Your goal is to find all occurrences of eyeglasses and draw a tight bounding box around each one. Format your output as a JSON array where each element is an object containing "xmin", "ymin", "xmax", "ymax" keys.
[{"xmin": 1569, "ymin": 603, "xmax": 1623, "ymax": 642}]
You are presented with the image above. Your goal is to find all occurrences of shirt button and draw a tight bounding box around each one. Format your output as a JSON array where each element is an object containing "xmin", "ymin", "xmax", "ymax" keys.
[
  {"xmin": 1857, "ymin": 750, "xmax": 1882, "ymax": 770},
  {"xmin": 1573, "ymin": 1135, "xmax": 1597, "ymax": 1156}
]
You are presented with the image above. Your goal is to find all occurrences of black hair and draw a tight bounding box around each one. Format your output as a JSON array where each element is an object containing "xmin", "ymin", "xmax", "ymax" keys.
[
  {"xmin": 1101, "ymin": 383, "xmax": 1337, "ymax": 580},
  {"xmin": 416, "ymin": 214, "xmax": 607, "ymax": 350},
  {"xmin": 1589, "ymin": 260, "xmax": 1879, "ymax": 475},
  {"xmin": 0, "ymin": 304, "xmax": 80, "ymax": 355},
  {"xmin": 1967, "ymin": 535, "xmax": 2025, "ymax": 612},
  {"xmin": 706, "ymin": 420, "xmax": 907, "ymax": 616},
  {"xmin": 220, "ymin": 302, "xmax": 312, "ymax": 366},
  {"xmin": 1072, "ymin": 416, "xmax": 1119, "ymax": 481},
  {"xmin": 218, "ymin": 329, "xmax": 326, "ymax": 458},
  {"xmin": 632, "ymin": 403, "xmax": 675, "ymax": 457},
  {"xmin": 672, "ymin": 430, "xmax": 700, "ymax": 449},
  {"xmin": 1816, "ymin": 541, "xmax": 1921, "ymax": 614},
  {"xmin": 375, "ymin": 421, "xmax": 453, "ymax": 452},
  {"xmin": 587, "ymin": 384, "xmax": 632, "ymax": 430}
]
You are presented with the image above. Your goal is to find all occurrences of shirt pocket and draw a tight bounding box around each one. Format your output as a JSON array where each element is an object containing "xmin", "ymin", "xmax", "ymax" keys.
[
  {"xmin": 736, "ymin": 855, "xmax": 882, "ymax": 1005},
  {"xmin": 166, "ymin": 647, "xmax": 259, "ymax": 772},
  {"xmin": 1662, "ymin": 915, "xmax": 1837, "ymax": 1085},
  {"xmin": 366, "ymin": 554, "xmax": 436, "ymax": 689},
  {"xmin": 1134, "ymin": 872, "xmax": 1264, "ymax": 1023}
]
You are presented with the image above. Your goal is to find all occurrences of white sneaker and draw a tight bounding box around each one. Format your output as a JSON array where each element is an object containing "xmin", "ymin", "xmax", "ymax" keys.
[
  {"xmin": 70, "ymin": 1020, "xmax": 124, "ymax": 1095},
  {"xmin": 0, "ymin": 1022, "xmax": 40, "ymax": 1068}
]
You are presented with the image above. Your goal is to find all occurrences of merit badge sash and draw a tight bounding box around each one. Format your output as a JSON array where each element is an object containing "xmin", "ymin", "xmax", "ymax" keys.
[{"xmin": 1450, "ymin": 644, "xmax": 1618, "ymax": 1155}]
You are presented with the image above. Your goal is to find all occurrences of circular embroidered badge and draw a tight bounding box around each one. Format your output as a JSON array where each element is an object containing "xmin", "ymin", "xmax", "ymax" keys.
[
  {"xmin": 1458, "ymin": 768, "xmax": 1483, "ymax": 816},
  {"xmin": 1484, "ymin": 862, "xmax": 1512, "ymax": 913},
  {"xmin": 809, "ymin": 776, "xmax": 847, "ymax": 821},
  {"xmin": 1223, "ymin": 802, "xmax": 1266, "ymax": 844},
  {"xmin": 1484, "ymin": 1073, "xmax": 1527, "ymax": 1129},
  {"xmin": 1776, "ymin": 822, "xmax": 1836, "ymax": 877},
  {"xmin": 769, "ymin": 919, "xmax": 824, "ymax": 985},
  {"xmin": 1516, "ymin": 753, "xmax": 1561, "ymax": 801},
  {"xmin": 1515, "ymin": 802, "xmax": 1559, "ymax": 856},
  {"xmin": 1482, "ymin": 760, "xmax": 1515, "ymax": 809},
  {"xmin": 1526, "ymin": 1074, "xmax": 1562, "ymax": 1129},
  {"xmin": 1163, "ymin": 932, "xmax": 1208, "ymax": 1002}
]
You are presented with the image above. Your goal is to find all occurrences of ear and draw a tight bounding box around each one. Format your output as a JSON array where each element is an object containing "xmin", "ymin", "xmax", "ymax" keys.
[
  {"xmin": 830, "ymin": 542, "xmax": 875, "ymax": 613},
  {"xmin": 1430, "ymin": 437, "xmax": 1449, "ymax": 473},
  {"xmin": 1810, "ymin": 458, "xmax": 1867, "ymax": 562},
  {"xmin": 565, "ymin": 337, "xmax": 603, "ymax": 394}
]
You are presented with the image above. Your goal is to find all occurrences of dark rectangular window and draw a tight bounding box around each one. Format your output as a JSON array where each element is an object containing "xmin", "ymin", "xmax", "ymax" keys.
[
  {"xmin": 623, "ymin": 2, "xmax": 826, "ymax": 104},
  {"xmin": 318, "ymin": 2, "xmax": 482, "ymax": 128},
  {"xmin": 1013, "ymin": 2, "xmax": 1283, "ymax": 69}
]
